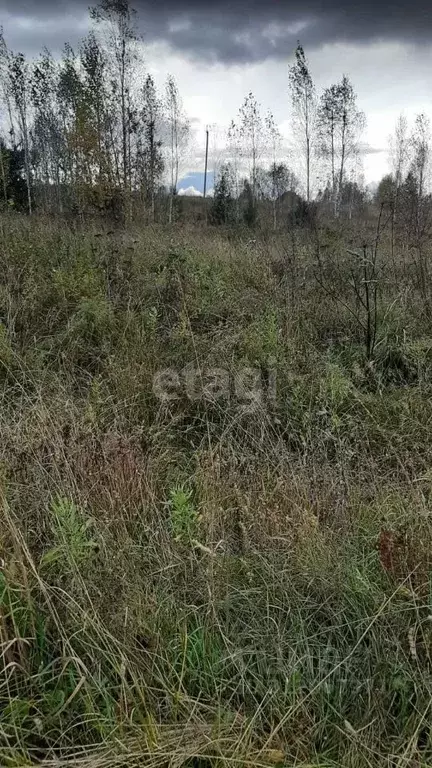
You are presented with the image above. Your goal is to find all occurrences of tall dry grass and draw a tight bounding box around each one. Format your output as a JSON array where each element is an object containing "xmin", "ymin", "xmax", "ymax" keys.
[{"xmin": 1, "ymin": 213, "xmax": 432, "ymax": 766}]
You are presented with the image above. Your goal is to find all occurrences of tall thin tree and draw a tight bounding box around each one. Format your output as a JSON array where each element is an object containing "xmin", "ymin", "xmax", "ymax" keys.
[
  {"xmin": 0, "ymin": 36, "xmax": 32, "ymax": 213},
  {"xmin": 165, "ymin": 75, "xmax": 190, "ymax": 224},
  {"xmin": 289, "ymin": 43, "xmax": 315, "ymax": 203},
  {"xmin": 139, "ymin": 74, "xmax": 164, "ymax": 222},
  {"xmin": 90, "ymin": 0, "xmax": 139, "ymax": 217}
]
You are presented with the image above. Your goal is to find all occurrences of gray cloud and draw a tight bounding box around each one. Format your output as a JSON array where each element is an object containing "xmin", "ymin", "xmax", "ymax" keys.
[{"xmin": 0, "ymin": 0, "xmax": 431, "ymax": 62}]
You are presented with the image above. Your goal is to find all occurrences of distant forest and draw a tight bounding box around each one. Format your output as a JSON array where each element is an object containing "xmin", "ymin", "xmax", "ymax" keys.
[{"xmin": 0, "ymin": 0, "xmax": 429, "ymax": 230}]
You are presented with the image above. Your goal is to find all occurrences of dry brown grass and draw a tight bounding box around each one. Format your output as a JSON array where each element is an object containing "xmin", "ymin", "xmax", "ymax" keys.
[{"xmin": 1, "ymin": 213, "xmax": 432, "ymax": 766}]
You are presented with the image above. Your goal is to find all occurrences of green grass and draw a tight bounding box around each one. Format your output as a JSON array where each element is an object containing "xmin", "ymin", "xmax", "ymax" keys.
[{"xmin": 1, "ymin": 213, "xmax": 432, "ymax": 766}]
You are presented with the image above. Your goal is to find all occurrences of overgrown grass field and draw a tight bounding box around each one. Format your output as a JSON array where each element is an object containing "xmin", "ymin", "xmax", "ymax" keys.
[{"xmin": 1, "ymin": 213, "xmax": 432, "ymax": 767}]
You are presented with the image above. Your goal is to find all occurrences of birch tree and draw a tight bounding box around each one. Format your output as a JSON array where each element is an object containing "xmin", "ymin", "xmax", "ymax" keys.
[
  {"xmin": 165, "ymin": 75, "xmax": 190, "ymax": 224},
  {"xmin": 317, "ymin": 82, "xmax": 339, "ymax": 209},
  {"xmin": 0, "ymin": 35, "xmax": 33, "ymax": 213},
  {"xmin": 265, "ymin": 111, "xmax": 283, "ymax": 229},
  {"xmin": 31, "ymin": 49, "xmax": 65, "ymax": 212},
  {"xmin": 90, "ymin": 0, "xmax": 139, "ymax": 217},
  {"xmin": 410, "ymin": 113, "xmax": 430, "ymax": 239},
  {"xmin": 390, "ymin": 114, "xmax": 409, "ymax": 212},
  {"xmin": 289, "ymin": 43, "xmax": 315, "ymax": 202},
  {"xmin": 138, "ymin": 74, "xmax": 164, "ymax": 221},
  {"xmin": 335, "ymin": 76, "xmax": 364, "ymax": 212},
  {"xmin": 81, "ymin": 32, "xmax": 111, "ymax": 200},
  {"xmin": 318, "ymin": 75, "xmax": 364, "ymax": 214}
]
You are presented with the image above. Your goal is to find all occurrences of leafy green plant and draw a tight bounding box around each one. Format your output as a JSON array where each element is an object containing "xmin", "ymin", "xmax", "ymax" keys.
[
  {"xmin": 41, "ymin": 497, "xmax": 98, "ymax": 573},
  {"xmin": 168, "ymin": 486, "xmax": 200, "ymax": 542}
]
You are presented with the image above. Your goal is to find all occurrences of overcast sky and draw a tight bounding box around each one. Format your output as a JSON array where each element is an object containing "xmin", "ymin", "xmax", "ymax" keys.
[{"xmin": 2, "ymin": 0, "xmax": 432, "ymax": 189}]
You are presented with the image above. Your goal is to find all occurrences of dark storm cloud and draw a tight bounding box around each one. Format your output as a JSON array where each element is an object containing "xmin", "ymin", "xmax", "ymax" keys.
[{"xmin": 1, "ymin": 0, "xmax": 431, "ymax": 62}]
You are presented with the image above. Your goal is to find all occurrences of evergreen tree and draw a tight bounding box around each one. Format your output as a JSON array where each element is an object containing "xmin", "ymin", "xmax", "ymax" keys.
[{"xmin": 210, "ymin": 163, "xmax": 235, "ymax": 225}]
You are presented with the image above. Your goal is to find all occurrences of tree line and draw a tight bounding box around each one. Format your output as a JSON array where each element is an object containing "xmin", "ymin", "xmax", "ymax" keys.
[
  {"xmin": 0, "ymin": 0, "xmax": 430, "ymax": 229},
  {"xmin": 0, "ymin": 0, "xmax": 190, "ymax": 222}
]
